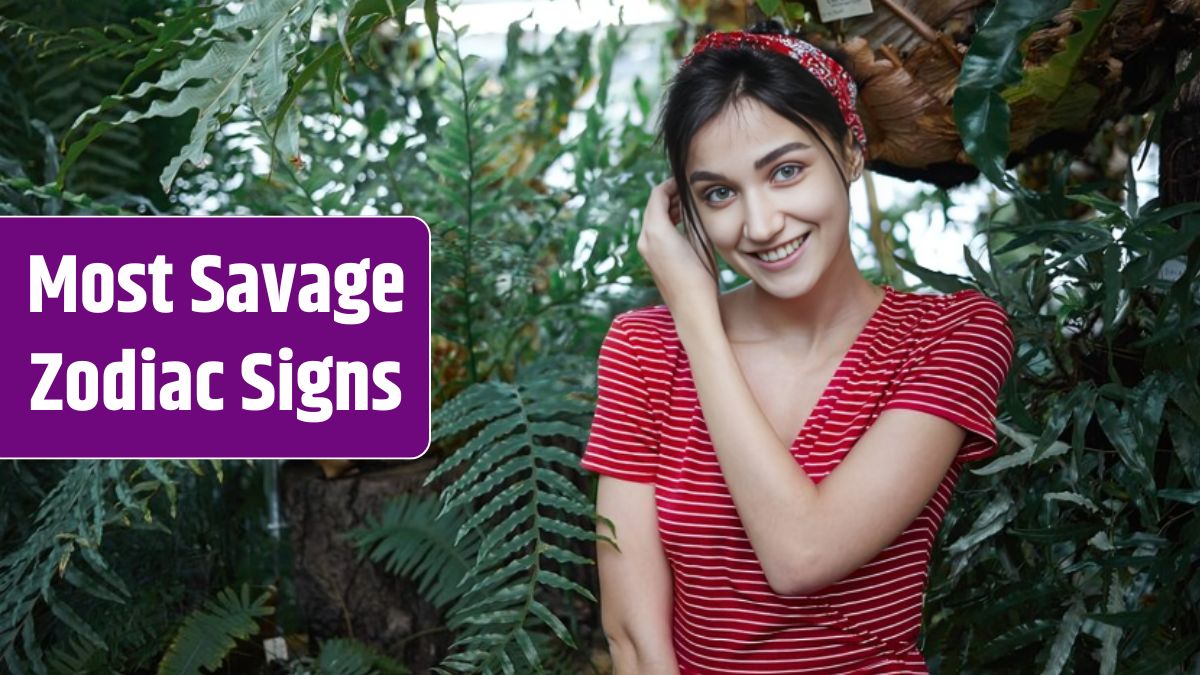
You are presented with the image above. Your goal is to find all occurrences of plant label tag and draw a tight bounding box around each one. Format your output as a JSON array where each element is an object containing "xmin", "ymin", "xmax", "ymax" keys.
[
  {"xmin": 816, "ymin": 0, "xmax": 874, "ymax": 22},
  {"xmin": 264, "ymin": 637, "xmax": 288, "ymax": 663},
  {"xmin": 1158, "ymin": 257, "xmax": 1186, "ymax": 283}
]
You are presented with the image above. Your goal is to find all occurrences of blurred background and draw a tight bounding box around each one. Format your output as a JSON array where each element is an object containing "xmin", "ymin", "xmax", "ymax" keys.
[{"xmin": 2, "ymin": 1, "xmax": 1198, "ymax": 673}]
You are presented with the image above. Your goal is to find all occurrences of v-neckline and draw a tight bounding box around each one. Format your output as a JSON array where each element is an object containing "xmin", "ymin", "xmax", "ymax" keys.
[{"xmin": 787, "ymin": 284, "xmax": 894, "ymax": 451}]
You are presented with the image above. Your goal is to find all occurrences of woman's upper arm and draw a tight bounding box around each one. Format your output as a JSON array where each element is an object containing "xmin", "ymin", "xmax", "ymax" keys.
[
  {"xmin": 779, "ymin": 297, "xmax": 1015, "ymax": 595},
  {"xmin": 785, "ymin": 408, "xmax": 966, "ymax": 593},
  {"xmin": 595, "ymin": 475, "xmax": 678, "ymax": 668}
]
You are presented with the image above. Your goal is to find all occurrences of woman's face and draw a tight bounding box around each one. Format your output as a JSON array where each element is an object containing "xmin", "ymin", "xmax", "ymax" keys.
[{"xmin": 685, "ymin": 97, "xmax": 860, "ymax": 300}]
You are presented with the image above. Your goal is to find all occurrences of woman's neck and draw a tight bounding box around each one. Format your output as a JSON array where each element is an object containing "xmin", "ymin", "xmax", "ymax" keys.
[{"xmin": 719, "ymin": 261, "xmax": 884, "ymax": 356}]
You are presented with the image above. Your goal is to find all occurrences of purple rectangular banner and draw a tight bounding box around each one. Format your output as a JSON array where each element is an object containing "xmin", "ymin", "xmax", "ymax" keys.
[{"xmin": 2, "ymin": 216, "xmax": 430, "ymax": 458}]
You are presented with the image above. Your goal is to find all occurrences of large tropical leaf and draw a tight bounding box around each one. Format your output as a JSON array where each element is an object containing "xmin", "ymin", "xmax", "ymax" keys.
[{"xmin": 61, "ymin": 0, "xmax": 320, "ymax": 192}]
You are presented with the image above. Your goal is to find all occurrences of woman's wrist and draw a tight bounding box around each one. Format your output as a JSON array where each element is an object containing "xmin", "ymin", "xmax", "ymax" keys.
[{"xmin": 671, "ymin": 293, "xmax": 725, "ymax": 352}]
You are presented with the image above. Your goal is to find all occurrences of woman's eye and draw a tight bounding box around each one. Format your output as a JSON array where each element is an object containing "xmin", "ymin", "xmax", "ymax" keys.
[
  {"xmin": 774, "ymin": 164, "xmax": 804, "ymax": 181},
  {"xmin": 704, "ymin": 187, "xmax": 733, "ymax": 203}
]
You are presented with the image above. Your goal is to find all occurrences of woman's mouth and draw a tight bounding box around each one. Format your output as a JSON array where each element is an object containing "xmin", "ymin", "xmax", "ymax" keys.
[{"xmin": 751, "ymin": 232, "xmax": 811, "ymax": 269}]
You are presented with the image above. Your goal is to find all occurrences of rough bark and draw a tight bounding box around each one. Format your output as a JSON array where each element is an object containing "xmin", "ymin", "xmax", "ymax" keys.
[
  {"xmin": 1161, "ymin": 52, "xmax": 1200, "ymax": 208},
  {"xmin": 280, "ymin": 459, "xmax": 449, "ymax": 673}
]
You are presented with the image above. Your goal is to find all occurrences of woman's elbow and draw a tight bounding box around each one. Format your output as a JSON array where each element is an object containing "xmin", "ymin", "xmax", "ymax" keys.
[
  {"xmin": 768, "ymin": 569, "xmax": 835, "ymax": 590},
  {"xmin": 603, "ymin": 629, "xmax": 636, "ymax": 666},
  {"xmin": 601, "ymin": 617, "xmax": 633, "ymax": 653},
  {"xmin": 763, "ymin": 547, "xmax": 839, "ymax": 597},
  {"xmin": 602, "ymin": 627, "xmax": 678, "ymax": 674}
]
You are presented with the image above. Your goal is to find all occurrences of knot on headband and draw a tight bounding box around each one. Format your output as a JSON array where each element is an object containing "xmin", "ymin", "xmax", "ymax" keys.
[{"xmin": 681, "ymin": 31, "xmax": 868, "ymax": 159}]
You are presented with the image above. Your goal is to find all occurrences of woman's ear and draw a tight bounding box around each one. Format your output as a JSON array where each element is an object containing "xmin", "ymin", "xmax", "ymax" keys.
[{"xmin": 843, "ymin": 140, "xmax": 865, "ymax": 183}]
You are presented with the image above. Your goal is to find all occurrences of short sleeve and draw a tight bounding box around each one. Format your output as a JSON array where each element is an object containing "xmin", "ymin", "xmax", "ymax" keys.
[
  {"xmin": 580, "ymin": 315, "xmax": 660, "ymax": 483},
  {"xmin": 881, "ymin": 295, "xmax": 1015, "ymax": 463}
]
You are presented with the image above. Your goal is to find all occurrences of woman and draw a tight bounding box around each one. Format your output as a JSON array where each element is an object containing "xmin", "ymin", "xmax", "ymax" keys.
[{"xmin": 580, "ymin": 24, "xmax": 1014, "ymax": 675}]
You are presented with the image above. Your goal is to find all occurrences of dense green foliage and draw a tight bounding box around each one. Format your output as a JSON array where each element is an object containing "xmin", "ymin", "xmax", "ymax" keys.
[
  {"xmin": 1, "ymin": 0, "xmax": 1198, "ymax": 673},
  {"xmin": 912, "ymin": 5, "xmax": 1200, "ymax": 673},
  {"xmin": 0, "ymin": 0, "xmax": 185, "ymax": 214},
  {"xmin": 3, "ymin": 0, "xmax": 658, "ymax": 672},
  {"xmin": 914, "ymin": 174, "xmax": 1200, "ymax": 674},
  {"xmin": 0, "ymin": 460, "xmax": 238, "ymax": 673}
]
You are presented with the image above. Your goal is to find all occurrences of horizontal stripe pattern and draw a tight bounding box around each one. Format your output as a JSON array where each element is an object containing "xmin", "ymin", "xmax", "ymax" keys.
[{"xmin": 581, "ymin": 285, "xmax": 1014, "ymax": 674}]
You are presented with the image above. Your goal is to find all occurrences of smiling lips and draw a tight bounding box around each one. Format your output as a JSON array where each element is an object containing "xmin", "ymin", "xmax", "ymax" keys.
[{"xmin": 753, "ymin": 232, "xmax": 811, "ymax": 262}]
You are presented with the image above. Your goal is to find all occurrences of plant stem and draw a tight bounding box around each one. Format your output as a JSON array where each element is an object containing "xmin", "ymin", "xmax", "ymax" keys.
[
  {"xmin": 864, "ymin": 170, "xmax": 901, "ymax": 284},
  {"xmin": 452, "ymin": 33, "xmax": 480, "ymax": 383}
]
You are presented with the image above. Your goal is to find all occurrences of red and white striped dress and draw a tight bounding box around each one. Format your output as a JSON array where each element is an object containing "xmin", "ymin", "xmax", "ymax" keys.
[{"xmin": 580, "ymin": 285, "xmax": 1014, "ymax": 674}]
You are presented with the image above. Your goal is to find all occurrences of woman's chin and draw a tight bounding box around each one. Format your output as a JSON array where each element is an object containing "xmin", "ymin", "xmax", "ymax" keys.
[{"xmin": 749, "ymin": 275, "xmax": 816, "ymax": 301}]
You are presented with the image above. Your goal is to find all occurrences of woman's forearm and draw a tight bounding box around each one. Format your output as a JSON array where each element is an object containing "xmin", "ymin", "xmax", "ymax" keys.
[
  {"xmin": 672, "ymin": 302, "xmax": 823, "ymax": 593},
  {"xmin": 596, "ymin": 476, "xmax": 682, "ymax": 673}
]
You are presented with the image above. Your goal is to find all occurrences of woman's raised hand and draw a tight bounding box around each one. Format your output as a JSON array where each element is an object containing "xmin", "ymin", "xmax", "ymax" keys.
[{"xmin": 637, "ymin": 178, "xmax": 719, "ymax": 311}]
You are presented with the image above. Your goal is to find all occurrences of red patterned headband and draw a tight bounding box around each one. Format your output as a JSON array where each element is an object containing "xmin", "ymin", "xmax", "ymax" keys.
[{"xmin": 682, "ymin": 31, "xmax": 868, "ymax": 158}]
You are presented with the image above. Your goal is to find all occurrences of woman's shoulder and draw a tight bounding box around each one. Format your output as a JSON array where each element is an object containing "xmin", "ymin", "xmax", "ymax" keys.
[
  {"xmin": 602, "ymin": 305, "xmax": 686, "ymax": 381},
  {"xmin": 888, "ymin": 281, "xmax": 1008, "ymax": 317},
  {"xmin": 886, "ymin": 286, "xmax": 1009, "ymax": 328},
  {"xmin": 610, "ymin": 303, "xmax": 681, "ymax": 345}
]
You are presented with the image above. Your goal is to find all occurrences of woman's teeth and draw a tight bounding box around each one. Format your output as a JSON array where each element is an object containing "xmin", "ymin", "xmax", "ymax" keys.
[{"xmin": 755, "ymin": 233, "xmax": 809, "ymax": 262}]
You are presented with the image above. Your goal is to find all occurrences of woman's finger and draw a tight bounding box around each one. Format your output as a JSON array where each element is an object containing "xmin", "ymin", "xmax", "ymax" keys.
[{"xmin": 648, "ymin": 178, "xmax": 683, "ymax": 226}]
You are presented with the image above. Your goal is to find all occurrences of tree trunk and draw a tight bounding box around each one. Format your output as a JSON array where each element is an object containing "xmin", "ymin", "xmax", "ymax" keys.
[
  {"xmin": 280, "ymin": 459, "xmax": 450, "ymax": 673},
  {"xmin": 1161, "ymin": 53, "xmax": 1200, "ymax": 208}
]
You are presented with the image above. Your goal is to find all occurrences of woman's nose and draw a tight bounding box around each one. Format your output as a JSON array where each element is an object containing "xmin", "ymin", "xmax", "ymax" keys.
[{"xmin": 742, "ymin": 191, "xmax": 785, "ymax": 243}]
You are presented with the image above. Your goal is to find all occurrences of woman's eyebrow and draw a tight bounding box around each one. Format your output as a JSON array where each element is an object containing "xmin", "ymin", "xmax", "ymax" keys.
[
  {"xmin": 753, "ymin": 141, "xmax": 811, "ymax": 170},
  {"xmin": 689, "ymin": 169, "xmax": 724, "ymax": 184},
  {"xmin": 689, "ymin": 141, "xmax": 813, "ymax": 184}
]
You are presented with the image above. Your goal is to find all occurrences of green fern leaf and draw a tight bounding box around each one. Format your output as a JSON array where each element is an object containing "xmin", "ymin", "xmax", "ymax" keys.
[
  {"xmin": 45, "ymin": 634, "xmax": 107, "ymax": 675},
  {"xmin": 475, "ymin": 533, "xmax": 537, "ymax": 576},
  {"xmin": 345, "ymin": 494, "xmax": 477, "ymax": 610},
  {"xmin": 422, "ymin": 353, "xmax": 598, "ymax": 672},
  {"xmin": 0, "ymin": 460, "xmax": 207, "ymax": 671},
  {"xmin": 526, "ymin": 599, "xmax": 573, "ymax": 648},
  {"xmin": 538, "ymin": 543, "xmax": 592, "ymax": 567},
  {"xmin": 156, "ymin": 584, "xmax": 272, "ymax": 675},
  {"xmin": 528, "ymin": 421, "xmax": 590, "ymax": 443},
  {"xmin": 76, "ymin": 542, "xmax": 130, "ymax": 600},
  {"xmin": 440, "ymin": 434, "xmax": 526, "ymax": 505},
  {"xmin": 315, "ymin": 638, "xmax": 408, "ymax": 675},
  {"xmin": 536, "ymin": 493, "xmax": 595, "ymax": 520},
  {"xmin": 533, "ymin": 466, "xmax": 587, "ymax": 500},
  {"xmin": 511, "ymin": 629, "xmax": 539, "ymax": 674},
  {"xmin": 61, "ymin": 565, "xmax": 124, "ymax": 605},
  {"xmin": 445, "ymin": 457, "xmax": 527, "ymax": 511},
  {"xmin": 429, "ymin": 382, "xmax": 512, "ymax": 446},
  {"xmin": 537, "ymin": 519, "xmax": 595, "ymax": 546},
  {"xmin": 452, "ymin": 586, "xmax": 526, "ymax": 617},
  {"xmin": 531, "ymin": 443, "xmax": 587, "ymax": 469},
  {"xmin": 455, "ymin": 482, "xmax": 525, "ymax": 537},
  {"xmin": 474, "ymin": 509, "xmax": 535, "ymax": 560},
  {"xmin": 534, "ymin": 570, "xmax": 590, "ymax": 598}
]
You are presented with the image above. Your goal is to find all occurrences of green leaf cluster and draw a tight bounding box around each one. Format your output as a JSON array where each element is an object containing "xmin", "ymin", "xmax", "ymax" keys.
[
  {"xmin": 0, "ymin": 460, "xmax": 225, "ymax": 674},
  {"xmin": 953, "ymin": 0, "xmax": 1070, "ymax": 191},
  {"xmin": 0, "ymin": 0, "xmax": 183, "ymax": 212},
  {"xmin": 420, "ymin": 357, "xmax": 599, "ymax": 674},
  {"xmin": 345, "ymin": 492, "xmax": 477, "ymax": 612},
  {"xmin": 907, "ymin": 164, "xmax": 1200, "ymax": 672},
  {"xmin": 61, "ymin": 0, "xmax": 323, "ymax": 192},
  {"xmin": 311, "ymin": 638, "xmax": 409, "ymax": 675}
]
